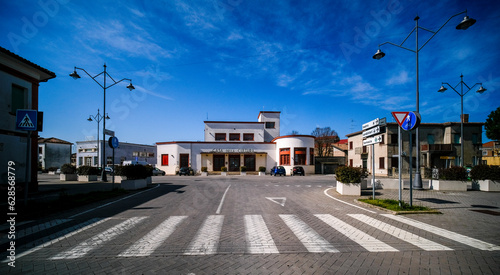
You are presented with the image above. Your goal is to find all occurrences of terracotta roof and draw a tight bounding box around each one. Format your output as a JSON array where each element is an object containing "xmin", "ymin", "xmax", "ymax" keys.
[{"xmin": 38, "ymin": 137, "xmax": 72, "ymax": 145}]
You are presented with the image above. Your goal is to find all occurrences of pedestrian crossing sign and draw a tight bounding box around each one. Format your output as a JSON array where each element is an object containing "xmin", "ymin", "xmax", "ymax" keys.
[{"xmin": 16, "ymin": 109, "xmax": 37, "ymax": 131}]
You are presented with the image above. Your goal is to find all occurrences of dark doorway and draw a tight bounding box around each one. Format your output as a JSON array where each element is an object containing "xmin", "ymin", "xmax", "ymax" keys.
[
  {"xmin": 180, "ymin": 154, "xmax": 189, "ymax": 168},
  {"xmin": 229, "ymin": 155, "xmax": 240, "ymax": 172},
  {"xmin": 213, "ymin": 155, "xmax": 225, "ymax": 172},
  {"xmin": 244, "ymin": 155, "xmax": 256, "ymax": 171}
]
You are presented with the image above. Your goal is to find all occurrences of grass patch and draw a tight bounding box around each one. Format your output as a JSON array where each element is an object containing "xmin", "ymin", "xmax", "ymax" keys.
[
  {"xmin": 18, "ymin": 188, "xmax": 129, "ymax": 221},
  {"xmin": 359, "ymin": 199, "xmax": 432, "ymax": 212}
]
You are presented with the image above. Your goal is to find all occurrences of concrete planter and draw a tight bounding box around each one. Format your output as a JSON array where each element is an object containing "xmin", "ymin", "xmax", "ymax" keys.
[
  {"xmin": 48, "ymin": 171, "xmax": 56, "ymax": 175},
  {"xmin": 240, "ymin": 171, "xmax": 247, "ymax": 176},
  {"xmin": 376, "ymin": 179, "xmax": 400, "ymax": 190},
  {"xmin": 146, "ymin": 177, "xmax": 152, "ymax": 185},
  {"xmin": 478, "ymin": 180, "xmax": 500, "ymax": 192},
  {"xmin": 78, "ymin": 175, "xmax": 98, "ymax": 182},
  {"xmin": 113, "ymin": 176, "xmax": 127, "ymax": 183},
  {"xmin": 336, "ymin": 181, "xmax": 361, "ymax": 196},
  {"xmin": 259, "ymin": 172, "xmax": 265, "ymax": 176},
  {"xmin": 121, "ymin": 179, "xmax": 147, "ymax": 190},
  {"xmin": 201, "ymin": 172, "xmax": 208, "ymax": 176},
  {"xmin": 60, "ymin": 174, "xmax": 77, "ymax": 181},
  {"xmin": 221, "ymin": 172, "xmax": 227, "ymax": 176},
  {"xmin": 433, "ymin": 180, "xmax": 467, "ymax": 191}
]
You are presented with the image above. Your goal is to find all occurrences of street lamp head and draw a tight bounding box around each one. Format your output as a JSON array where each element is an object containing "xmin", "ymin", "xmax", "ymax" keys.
[
  {"xmin": 105, "ymin": 114, "xmax": 111, "ymax": 119},
  {"xmin": 476, "ymin": 86, "xmax": 487, "ymax": 94},
  {"xmin": 372, "ymin": 49, "xmax": 385, "ymax": 60},
  {"xmin": 456, "ymin": 16, "xmax": 476, "ymax": 30},
  {"xmin": 438, "ymin": 85, "xmax": 447, "ymax": 93},
  {"xmin": 69, "ymin": 70, "xmax": 81, "ymax": 79},
  {"xmin": 87, "ymin": 116, "xmax": 93, "ymax": 122},
  {"xmin": 126, "ymin": 83, "xmax": 135, "ymax": 91}
]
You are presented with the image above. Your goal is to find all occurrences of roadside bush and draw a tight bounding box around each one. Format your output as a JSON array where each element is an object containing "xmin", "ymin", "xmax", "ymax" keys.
[
  {"xmin": 439, "ymin": 166, "xmax": 467, "ymax": 181},
  {"xmin": 221, "ymin": 166, "xmax": 227, "ymax": 172},
  {"xmin": 335, "ymin": 166, "xmax": 366, "ymax": 184},
  {"xmin": 61, "ymin": 164, "xmax": 76, "ymax": 174},
  {"xmin": 114, "ymin": 166, "xmax": 124, "ymax": 176},
  {"xmin": 144, "ymin": 165, "xmax": 153, "ymax": 177},
  {"xmin": 470, "ymin": 165, "xmax": 500, "ymax": 181},
  {"xmin": 201, "ymin": 167, "xmax": 208, "ymax": 172},
  {"xmin": 240, "ymin": 166, "xmax": 247, "ymax": 172},
  {"xmin": 120, "ymin": 165, "xmax": 149, "ymax": 180},
  {"xmin": 258, "ymin": 166, "xmax": 266, "ymax": 172},
  {"xmin": 48, "ymin": 166, "xmax": 58, "ymax": 172},
  {"xmin": 76, "ymin": 166, "xmax": 100, "ymax": 175}
]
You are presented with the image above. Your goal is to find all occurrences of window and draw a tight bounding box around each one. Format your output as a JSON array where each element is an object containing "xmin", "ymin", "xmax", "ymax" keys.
[
  {"xmin": 427, "ymin": 134, "xmax": 435, "ymax": 145},
  {"xmin": 390, "ymin": 134, "xmax": 398, "ymax": 144},
  {"xmin": 280, "ymin": 148, "xmax": 290, "ymax": 165},
  {"xmin": 94, "ymin": 156, "xmax": 98, "ymax": 166},
  {"xmin": 11, "ymin": 84, "xmax": 26, "ymax": 114},
  {"xmin": 243, "ymin": 133, "xmax": 254, "ymax": 141},
  {"xmin": 349, "ymin": 159, "xmax": 353, "ymax": 167},
  {"xmin": 78, "ymin": 157, "xmax": 83, "ymax": 166},
  {"xmin": 362, "ymin": 146, "xmax": 367, "ymax": 153},
  {"xmin": 294, "ymin": 148, "xmax": 307, "ymax": 165},
  {"xmin": 379, "ymin": 157, "xmax": 385, "ymax": 169},
  {"xmin": 229, "ymin": 133, "xmax": 240, "ymax": 141},
  {"xmin": 453, "ymin": 134, "xmax": 461, "ymax": 144},
  {"xmin": 349, "ymin": 141, "xmax": 353, "ymax": 150},
  {"xmin": 309, "ymin": 148, "xmax": 314, "ymax": 165},
  {"xmin": 265, "ymin": 122, "xmax": 275, "ymax": 129},
  {"xmin": 472, "ymin": 133, "xmax": 479, "ymax": 144},
  {"xmin": 215, "ymin": 133, "xmax": 226, "ymax": 141},
  {"xmin": 161, "ymin": 154, "xmax": 168, "ymax": 166}
]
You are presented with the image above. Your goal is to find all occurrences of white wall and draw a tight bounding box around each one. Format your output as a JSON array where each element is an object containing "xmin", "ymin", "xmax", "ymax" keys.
[{"xmin": 274, "ymin": 136, "xmax": 315, "ymax": 175}]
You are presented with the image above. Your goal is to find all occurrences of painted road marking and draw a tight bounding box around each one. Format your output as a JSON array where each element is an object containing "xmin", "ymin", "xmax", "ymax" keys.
[
  {"xmin": 245, "ymin": 215, "xmax": 279, "ymax": 254},
  {"xmin": 0, "ymin": 219, "xmax": 71, "ymax": 245},
  {"xmin": 216, "ymin": 184, "xmax": 231, "ymax": 214},
  {"xmin": 119, "ymin": 216, "xmax": 188, "ymax": 257},
  {"xmin": 50, "ymin": 217, "xmax": 147, "ymax": 259},
  {"xmin": 315, "ymin": 214, "xmax": 398, "ymax": 252},
  {"xmin": 349, "ymin": 214, "xmax": 452, "ymax": 251},
  {"xmin": 266, "ymin": 197, "xmax": 287, "ymax": 207},
  {"xmin": 184, "ymin": 215, "xmax": 224, "ymax": 255},
  {"xmin": 382, "ymin": 214, "xmax": 500, "ymax": 251},
  {"xmin": 279, "ymin": 214, "xmax": 338, "ymax": 253},
  {"xmin": 323, "ymin": 188, "xmax": 376, "ymax": 213}
]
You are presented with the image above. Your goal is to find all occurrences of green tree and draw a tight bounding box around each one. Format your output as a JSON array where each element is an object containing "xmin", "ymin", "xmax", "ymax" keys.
[{"xmin": 485, "ymin": 106, "xmax": 500, "ymax": 141}]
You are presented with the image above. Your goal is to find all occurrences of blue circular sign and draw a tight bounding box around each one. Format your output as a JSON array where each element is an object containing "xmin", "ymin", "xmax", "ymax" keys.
[
  {"xmin": 108, "ymin": 136, "xmax": 119, "ymax": 148},
  {"xmin": 401, "ymin": 112, "xmax": 421, "ymax": 131}
]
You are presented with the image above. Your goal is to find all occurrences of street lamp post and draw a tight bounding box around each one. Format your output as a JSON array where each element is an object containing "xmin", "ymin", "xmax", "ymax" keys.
[
  {"xmin": 373, "ymin": 10, "xmax": 476, "ymax": 189},
  {"xmin": 70, "ymin": 64, "xmax": 135, "ymax": 181},
  {"xmin": 438, "ymin": 75, "xmax": 486, "ymax": 166},
  {"xmin": 87, "ymin": 109, "xmax": 110, "ymax": 170}
]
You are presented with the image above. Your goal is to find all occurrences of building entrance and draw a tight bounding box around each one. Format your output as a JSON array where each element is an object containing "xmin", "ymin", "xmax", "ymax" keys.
[
  {"xmin": 229, "ymin": 155, "xmax": 240, "ymax": 172},
  {"xmin": 213, "ymin": 155, "xmax": 225, "ymax": 171}
]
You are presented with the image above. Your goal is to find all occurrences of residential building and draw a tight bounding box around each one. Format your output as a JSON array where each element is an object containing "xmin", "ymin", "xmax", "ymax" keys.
[
  {"xmin": 347, "ymin": 122, "xmax": 484, "ymax": 177},
  {"xmin": 157, "ymin": 111, "xmax": 316, "ymax": 175},
  {"xmin": 38, "ymin": 137, "xmax": 72, "ymax": 170},
  {"xmin": 75, "ymin": 140, "xmax": 156, "ymax": 167},
  {"xmin": 0, "ymin": 46, "xmax": 56, "ymax": 190},
  {"xmin": 314, "ymin": 139, "xmax": 348, "ymax": 174},
  {"xmin": 480, "ymin": 141, "xmax": 500, "ymax": 165}
]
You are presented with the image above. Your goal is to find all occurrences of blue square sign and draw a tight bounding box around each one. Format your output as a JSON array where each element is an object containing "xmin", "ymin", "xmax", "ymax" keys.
[{"xmin": 16, "ymin": 109, "xmax": 38, "ymax": 131}]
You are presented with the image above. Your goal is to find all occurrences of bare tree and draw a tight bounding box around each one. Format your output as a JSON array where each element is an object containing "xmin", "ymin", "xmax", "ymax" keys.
[
  {"xmin": 289, "ymin": 130, "xmax": 300, "ymax": 135},
  {"xmin": 311, "ymin": 127, "xmax": 340, "ymax": 157}
]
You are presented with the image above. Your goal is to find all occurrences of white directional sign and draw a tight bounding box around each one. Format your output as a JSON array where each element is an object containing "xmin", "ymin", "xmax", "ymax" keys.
[
  {"xmin": 362, "ymin": 126, "xmax": 380, "ymax": 138},
  {"xmin": 363, "ymin": 135, "xmax": 383, "ymax": 146},
  {"xmin": 362, "ymin": 118, "xmax": 380, "ymax": 130}
]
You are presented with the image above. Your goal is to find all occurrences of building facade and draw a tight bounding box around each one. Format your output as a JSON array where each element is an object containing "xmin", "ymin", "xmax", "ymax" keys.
[
  {"xmin": 0, "ymin": 46, "xmax": 56, "ymax": 189},
  {"xmin": 156, "ymin": 111, "xmax": 315, "ymax": 175},
  {"xmin": 38, "ymin": 137, "xmax": 72, "ymax": 170},
  {"xmin": 75, "ymin": 140, "xmax": 156, "ymax": 167},
  {"xmin": 481, "ymin": 141, "xmax": 500, "ymax": 165},
  {"xmin": 347, "ymin": 122, "xmax": 484, "ymax": 177}
]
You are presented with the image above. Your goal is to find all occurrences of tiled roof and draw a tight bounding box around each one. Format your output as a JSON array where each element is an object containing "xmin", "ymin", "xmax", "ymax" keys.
[{"xmin": 0, "ymin": 46, "xmax": 56, "ymax": 81}]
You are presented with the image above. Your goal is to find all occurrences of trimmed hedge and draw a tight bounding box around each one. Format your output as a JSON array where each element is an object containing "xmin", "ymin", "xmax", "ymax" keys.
[
  {"xmin": 61, "ymin": 164, "xmax": 76, "ymax": 174},
  {"xmin": 439, "ymin": 166, "xmax": 467, "ymax": 181},
  {"xmin": 258, "ymin": 166, "xmax": 266, "ymax": 172},
  {"xmin": 335, "ymin": 166, "xmax": 366, "ymax": 184},
  {"xmin": 470, "ymin": 165, "xmax": 500, "ymax": 181},
  {"xmin": 76, "ymin": 166, "xmax": 100, "ymax": 175},
  {"xmin": 120, "ymin": 165, "xmax": 150, "ymax": 180},
  {"xmin": 240, "ymin": 166, "xmax": 247, "ymax": 172}
]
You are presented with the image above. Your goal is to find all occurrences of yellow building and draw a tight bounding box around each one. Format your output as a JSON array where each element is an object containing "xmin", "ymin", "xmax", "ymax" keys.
[{"xmin": 481, "ymin": 141, "xmax": 500, "ymax": 165}]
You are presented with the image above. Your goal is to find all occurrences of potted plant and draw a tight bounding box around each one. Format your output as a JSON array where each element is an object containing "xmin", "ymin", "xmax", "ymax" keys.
[
  {"xmin": 201, "ymin": 166, "xmax": 208, "ymax": 176},
  {"xmin": 113, "ymin": 166, "xmax": 126, "ymax": 183},
  {"xmin": 433, "ymin": 166, "xmax": 468, "ymax": 191},
  {"xmin": 335, "ymin": 166, "xmax": 365, "ymax": 195},
  {"xmin": 120, "ymin": 165, "xmax": 149, "ymax": 190},
  {"xmin": 258, "ymin": 166, "xmax": 266, "ymax": 176},
  {"xmin": 471, "ymin": 165, "xmax": 500, "ymax": 191},
  {"xmin": 48, "ymin": 166, "xmax": 58, "ymax": 175},
  {"xmin": 221, "ymin": 166, "xmax": 227, "ymax": 176},
  {"xmin": 76, "ymin": 165, "xmax": 99, "ymax": 182},
  {"xmin": 240, "ymin": 166, "xmax": 247, "ymax": 176},
  {"xmin": 60, "ymin": 163, "xmax": 77, "ymax": 181}
]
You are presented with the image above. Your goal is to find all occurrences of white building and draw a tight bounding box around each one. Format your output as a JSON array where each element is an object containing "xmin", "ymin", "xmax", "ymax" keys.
[
  {"xmin": 156, "ymin": 111, "xmax": 315, "ymax": 175},
  {"xmin": 75, "ymin": 140, "xmax": 156, "ymax": 167},
  {"xmin": 38, "ymin": 137, "xmax": 72, "ymax": 170}
]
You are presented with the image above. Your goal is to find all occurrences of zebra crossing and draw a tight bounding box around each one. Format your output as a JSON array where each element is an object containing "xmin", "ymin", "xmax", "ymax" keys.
[{"xmin": 13, "ymin": 213, "xmax": 500, "ymax": 261}]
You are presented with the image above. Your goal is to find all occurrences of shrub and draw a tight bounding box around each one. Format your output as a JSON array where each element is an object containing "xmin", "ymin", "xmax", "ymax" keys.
[
  {"xmin": 114, "ymin": 166, "xmax": 124, "ymax": 176},
  {"xmin": 77, "ymin": 166, "xmax": 100, "ymax": 175},
  {"xmin": 144, "ymin": 165, "xmax": 153, "ymax": 177},
  {"xmin": 258, "ymin": 166, "xmax": 266, "ymax": 172},
  {"xmin": 201, "ymin": 167, "xmax": 208, "ymax": 172},
  {"xmin": 48, "ymin": 166, "xmax": 58, "ymax": 172},
  {"xmin": 221, "ymin": 166, "xmax": 227, "ymax": 172},
  {"xmin": 121, "ymin": 165, "xmax": 149, "ymax": 180},
  {"xmin": 240, "ymin": 166, "xmax": 247, "ymax": 172},
  {"xmin": 335, "ymin": 166, "xmax": 365, "ymax": 184},
  {"xmin": 439, "ymin": 166, "xmax": 467, "ymax": 181},
  {"xmin": 61, "ymin": 164, "xmax": 76, "ymax": 174},
  {"xmin": 470, "ymin": 165, "xmax": 500, "ymax": 181}
]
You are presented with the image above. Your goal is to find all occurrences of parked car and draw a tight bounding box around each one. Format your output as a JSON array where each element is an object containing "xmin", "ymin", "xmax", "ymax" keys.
[
  {"xmin": 270, "ymin": 166, "xmax": 286, "ymax": 176},
  {"xmin": 104, "ymin": 167, "xmax": 114, "ymax": 174},
  {"xmin": 178, "ymin": 167, "xmax": 193, "ymax": 176},
  {"xmin": 152, "ymin": 167, "xmax": 165, "ymax": 176},
  {"xmin": 292, "ymin": 166, "xmax": 305, "ymax": 176}
]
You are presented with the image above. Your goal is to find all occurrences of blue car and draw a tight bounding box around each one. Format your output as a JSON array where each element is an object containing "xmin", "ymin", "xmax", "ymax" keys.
[{"xmin": 270, "ymin": 166, "xmax": 286, "ymax": 176}]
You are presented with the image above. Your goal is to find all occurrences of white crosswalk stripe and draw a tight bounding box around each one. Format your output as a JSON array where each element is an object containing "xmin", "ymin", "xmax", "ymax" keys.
[
  {"xmin": 382, "ymin": 214, "xmax": 500, "ymax": 251},
  {"xmin": 279, "ymin": 214, "xmax": 338, "ymax": 253},
  {"xmin": 50, "ymin": 217, "xmax": 147, "ymax": 260},
  {"xmin": 348, "ymin": 214, "xmax": 452, "ymax": 251},
  {"xmin": 244, "ymin": 215, "xmax": 279, "ymax": 254},
  {"xmin": 184, "ymin": 215, "xmax": 224, "ymax": 255},
  {"xmin": 119, "ymin": 216, "xmax": 188, "ymax": 257},
  {"xmin": 315, "ymin": 214, "xmax": 398, "ymax": 252}
]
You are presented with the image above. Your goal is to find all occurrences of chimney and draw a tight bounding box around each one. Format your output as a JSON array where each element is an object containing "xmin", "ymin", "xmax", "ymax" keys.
[{"xmin": 461, "ymin": 114, "xmax": 469, "ymax": 123}]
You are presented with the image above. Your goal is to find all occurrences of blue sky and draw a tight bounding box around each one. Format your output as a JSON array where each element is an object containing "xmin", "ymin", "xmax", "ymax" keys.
[{"xmin": 1, "ymin": 0, "xmax": 499, "ymax": 146}]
